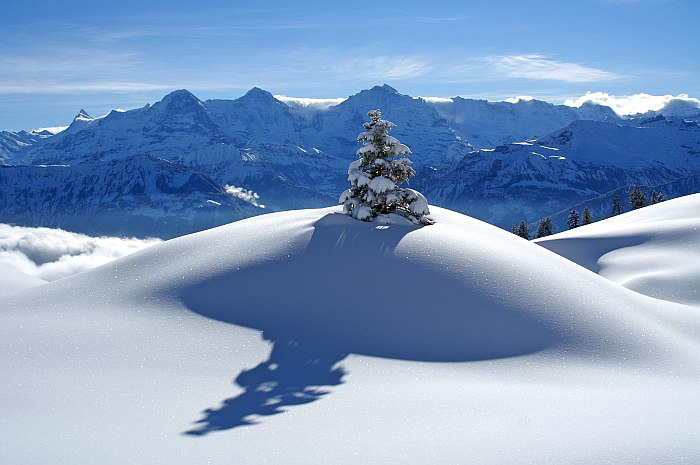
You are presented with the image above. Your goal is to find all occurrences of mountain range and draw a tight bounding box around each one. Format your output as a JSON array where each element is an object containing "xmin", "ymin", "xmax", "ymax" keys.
[{"xmin": 1, "ymin": 84, "xmax": 699, "ymax": 237}]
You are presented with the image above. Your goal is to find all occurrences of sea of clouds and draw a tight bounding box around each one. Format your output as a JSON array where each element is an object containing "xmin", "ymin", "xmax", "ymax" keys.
[{"xmin": 0, "ymin": 223, "xmax": 161, "ymax": 282}]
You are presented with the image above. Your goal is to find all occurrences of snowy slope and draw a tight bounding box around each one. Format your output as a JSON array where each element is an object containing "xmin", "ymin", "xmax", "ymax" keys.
[
  {"xmin": 0, "ymin": 155, "xmax": 264, "ymax": 238},
  {"xmin": 427, "ymin": 116, "xmax": 700, "ymax": 228},
  {"xmin": 427, "ymin": 97, "xmax": 619, "ymax": 150},
  {"xmin": 19, "ymin": 89, "xmax": 346, "ymax": 213},
  {"xmin": 537, "ymin": 172, "xmax": 700, "ymax": 232},
  {"xmin": 301, "ymin": 85, "xmax": 473, "ymax": 167},
  {"xmin": 0, "ymin": 262, "xmax": 46, "ymax": 295},
  {"xmin": 536, "ymin": 193, "xmax": 700, "ymax": 308},
  {"xmin": 0, "ymin": 128, "xmax": 55, "ymax": 164},
  {"xmin": 1, "ymin": 206, "xmax": 698, "ymax": 464}
]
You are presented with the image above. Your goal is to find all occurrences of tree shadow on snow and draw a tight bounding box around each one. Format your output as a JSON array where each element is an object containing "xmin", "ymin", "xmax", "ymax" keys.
[
  {"xmin": 185, "ymin": 332, "xmax": 347, "ymax": 436},
  {"xmin": 183, "ymin": 212, "xmax": 559, "ymax": 435}
]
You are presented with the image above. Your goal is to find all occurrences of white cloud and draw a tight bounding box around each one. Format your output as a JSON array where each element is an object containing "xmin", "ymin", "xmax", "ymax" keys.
[
  {"xmin": 488, "ymin": 54, "xmax": 620, "ymax": 83},
  {"xmin": 274, "ymin": 95, "xmax": 346, "ymax": 109},
  {"xmin": 225, "ymin": 184, "xmax": 265, "ymax": 208},
  {"xmin": 564, "ymin": 91, "xmax": 700, "ymax": 115},
  {"xmin": 32, "ymin": 126, "xmax": 68, "ymax": 134},
  {"xmin": 417, "ymin": 96, "xmax": 454, "ymax": 103},
  {"xmin": 505, "ymin": 95, "xmax": 535, "ymax": 103},
  {"xmin": 0, "ymin": 224, "xmax": 161, "ymax": 282}
]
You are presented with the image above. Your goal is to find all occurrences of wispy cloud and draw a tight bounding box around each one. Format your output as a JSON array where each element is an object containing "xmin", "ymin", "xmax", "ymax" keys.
[
  {"xmin": 487, "ymin": 55, "xmax": 621, "ymax": 82},
  {"xmin": 564, "ymin": 91, "xmax": 700, "ymax": 115},
  {"xmin": 330, "ymin": 56, "xmax": 430, "ymax": 80},
  {"xmin": 274, "ymin": 95, "xmax": 346, "ymax": 109},
  {"xmin": 0, "ymin": 82, "xmax": 177, "ymax": 94}
]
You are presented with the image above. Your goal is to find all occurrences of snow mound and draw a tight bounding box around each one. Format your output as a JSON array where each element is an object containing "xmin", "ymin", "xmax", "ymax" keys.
[
  {"xmin": 536, "ymin": 193, "xmax": 700, "ymax": 308},
  {"xmin": 70, "ymin": 205, "xmax": 697, "ymax": 364},
  {"xmin": 0, "ymin": 262, "xmax": 46, "ymax": 295},
  {"xmin": 1, "ymin": 206, "xmax": 698, "ymax": 464}
]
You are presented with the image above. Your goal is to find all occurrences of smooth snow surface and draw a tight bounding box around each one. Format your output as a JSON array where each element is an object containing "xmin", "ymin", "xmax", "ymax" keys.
[
  {"xmin": 536, "ymin": 193, "xmax": 700, "ymax": 308},
  {"xmin": 1, "ymin": 206, "xmax": 699, "ymax": 464},
  {"xmin": 0, "ymin": 262, "xmax": 46, "ymax": 295}
]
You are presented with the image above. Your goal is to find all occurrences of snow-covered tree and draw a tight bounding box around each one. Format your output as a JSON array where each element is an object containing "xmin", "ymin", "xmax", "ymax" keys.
[
  {"xmin": 611, "ymin": 194, "xmax": 622, "ymax": 216},
  {"xmin": 650, "ymin": 190, "xmax": 666, "ymax": 204},
  {"xmin": 535, "ymin": 217, "xmax": 554, "ymax": 238},
  {"xmin": 567, "ymin": 209, "xmax": 580, "ymax": 229},
  {"xmin": 511, "ymin": 220, "xmax": 530, "ymax": 239},
  {"xmin": 339, "ymin": 109, "xmax": 432, "ymax": 225},
  {"xmin": 582, "ymin": 207, "xmax": 594, "ymax": 225},
  {"xmin": 627, "ymin": 185, "xmax": 647, "ymax": 209}
]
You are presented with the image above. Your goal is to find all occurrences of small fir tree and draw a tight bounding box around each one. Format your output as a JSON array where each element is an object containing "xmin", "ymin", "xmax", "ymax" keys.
[
  {"xmin": 582, "ymin": 207, "xmax": 594, "ymax": 225},
  {"xmin": 535, "ymin": 217, "xmax": 554, "ymax": 238},
  {"xmin": 567, "ymin": 209, "xmax": 580, "ymax": 229},
  {"xmin": 512, "ymin": 220, "xmax": 530, "ymax": 239},
  {"xmin": 650, "ymin": 190, "xmax": 667, "ymax": 204},
  {"xmin": 611, "ymin": 194, "xmax": 622, "ymax": 216},
  {"xmin": 340, "ymin": 109, "xmax": 432, "ymax": 225},
  {"xmin": 627, "ymin": 185, "xmax": 647, "ymax": 209}
]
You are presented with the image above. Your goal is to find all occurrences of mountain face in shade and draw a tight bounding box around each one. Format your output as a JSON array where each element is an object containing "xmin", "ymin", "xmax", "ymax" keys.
[
  {"xmin": 0, "ymin": 154, "xmax": 264, "ymax": 238},
  {"xmin": 423, "ymin": 116, "xmax": 700, "ymax": 227}
]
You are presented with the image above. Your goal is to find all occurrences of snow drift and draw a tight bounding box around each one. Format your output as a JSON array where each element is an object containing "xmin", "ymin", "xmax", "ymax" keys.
[
  {"xmin": 1, "ymin": 206, "xmax": 698, "ymax": 464},
  {"xmin": 536, "ymin": 192, "xmax": 700, "ymax": 308},
  {"xmin": 0, "ymin": 262, "xmax": 46, "ymax": 295}
]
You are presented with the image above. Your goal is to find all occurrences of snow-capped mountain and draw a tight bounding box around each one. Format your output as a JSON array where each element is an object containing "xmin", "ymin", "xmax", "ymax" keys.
[
  {"xmin": 3, "ymin": 85, "xmax": 699, "ymax": 237},
  {"xmin": 425, "ymin": 115, "xmax": 700, "ymax": 228},
  {"xmin": 0, "ymin": 128, "xmax": 55, "ymax": 164},
  {"xmin": 18, "ymin": 88, "xmax": 345, "ymax": 210},
  {"xmin": 2, "ymin": 86, "xmax": 475, "ymax": 235},
  {"xmin": 425, "ymin": 97, "xmax": 619, "ymax": 150},
  {"xmin": 300, "ymin": 84, "xmax": 473, "ymax": 167},
  {"xmin": 630, "ymin": 98, "xmax": 700, "ymax": 119},
  {"xmin": 0, "ymin": 154, "xmax": 263, "ymax": 238}
]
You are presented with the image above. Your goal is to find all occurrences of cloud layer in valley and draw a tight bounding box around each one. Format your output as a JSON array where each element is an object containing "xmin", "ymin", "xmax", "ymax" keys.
[
  {"xmin": 0, "ymin": 223, "xmax": 161, "ymax": 282},
  {"xmin": 564, "ymin": 91, "xmax": 700, "ymax": 115}
]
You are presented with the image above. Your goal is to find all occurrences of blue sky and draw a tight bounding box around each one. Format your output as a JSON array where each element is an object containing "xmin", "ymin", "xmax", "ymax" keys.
[{"xmin": 1, "ymin": 0, "xmax": 698, "ymax": 130}]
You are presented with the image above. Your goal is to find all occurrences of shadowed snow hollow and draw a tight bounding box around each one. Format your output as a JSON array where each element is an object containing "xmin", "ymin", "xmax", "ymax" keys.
[{"xmin": 83, "ymin": 205, "xmax": 697, "ymax": 365}]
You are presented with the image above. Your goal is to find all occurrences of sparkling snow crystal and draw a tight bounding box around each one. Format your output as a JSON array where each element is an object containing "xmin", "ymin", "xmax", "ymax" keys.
[{"xmin": 339, "ymin": 109, "xmax": 433, "ymax": 225}]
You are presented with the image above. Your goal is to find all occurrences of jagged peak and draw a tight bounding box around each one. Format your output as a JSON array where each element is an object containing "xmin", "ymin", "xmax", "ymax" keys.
[
  {"xmin": 369, "ymin": 84, "xmax": 399, "ymax": 94},
  {"xmin": 75, "ymin": 109, "xmax": 92, "ymax": 121}
]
